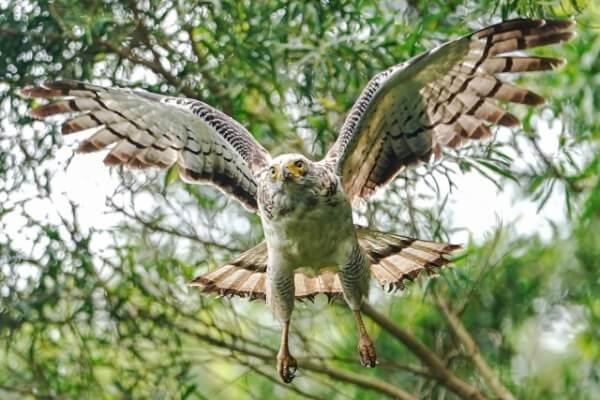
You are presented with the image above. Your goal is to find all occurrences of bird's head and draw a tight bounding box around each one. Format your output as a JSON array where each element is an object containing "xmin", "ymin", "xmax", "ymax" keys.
[{"xmin": 266, "ymin": 154, "xmax": 314, "ymax": 188}]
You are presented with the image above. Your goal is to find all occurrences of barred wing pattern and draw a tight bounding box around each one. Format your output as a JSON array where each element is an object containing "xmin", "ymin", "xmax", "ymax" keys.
[
  {"xmin": 20, "ymin": 80, "xmax": 270, "ymax": 211},
  {"xmin": 326, "ymin": 19, "xmax": 574, "ymax": 202},
  {"xmin": 190, "ymin": 226, "xmax": 459, "ymax": 301}
]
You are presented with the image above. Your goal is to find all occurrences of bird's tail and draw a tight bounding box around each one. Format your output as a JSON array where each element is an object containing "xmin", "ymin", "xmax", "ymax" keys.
[
  {"xmin": 356, "ymin": 227, "xmax": 461, "ymax": 294},
  {"xmin": 189, "ymin": 227, "xmax": 461, "ymax": 301}
]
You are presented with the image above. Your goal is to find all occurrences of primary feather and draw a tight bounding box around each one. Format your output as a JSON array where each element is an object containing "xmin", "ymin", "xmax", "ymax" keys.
[
  {"xmin": 20, "ymin": 80, "xmax": 270, "ymax": 211},
  {"xmin": 326, "ymin": 18, "xmax": 574, "ymax": 202}
]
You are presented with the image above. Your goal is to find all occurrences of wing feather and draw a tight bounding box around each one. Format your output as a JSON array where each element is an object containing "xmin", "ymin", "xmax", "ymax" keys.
[
  {"xmin": 325, "ymin": 18, "xmax": 574, "ymax": 202},
  {"xmin": 20, "ymin": 80, "xmax": 271, "ymax": 211}
]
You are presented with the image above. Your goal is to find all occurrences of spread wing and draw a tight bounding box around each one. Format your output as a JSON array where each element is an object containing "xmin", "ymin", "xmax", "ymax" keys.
[
  {"xmin": 20, "ymin": 80, "xmax": 271, "ymax": 211},
  {"xmin": 325, "ymin": 19, "xmax": 575, "ymax": 202}
]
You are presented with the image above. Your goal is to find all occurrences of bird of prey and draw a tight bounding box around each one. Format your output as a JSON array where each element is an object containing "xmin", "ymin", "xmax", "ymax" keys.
[{"xmin": 21, "ymin": 18, "xmax": 574, "ymax": 383}]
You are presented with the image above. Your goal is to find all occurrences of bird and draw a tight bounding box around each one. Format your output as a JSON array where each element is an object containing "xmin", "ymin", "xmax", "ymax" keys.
[{"xmin": 20, "ymin": 18, "xmax": 574, "ymax": 383}]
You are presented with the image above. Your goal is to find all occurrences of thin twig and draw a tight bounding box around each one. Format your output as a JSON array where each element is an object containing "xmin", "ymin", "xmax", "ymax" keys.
[
  {"xmin": 435, "ymin": 295, "xmax": 516, "ymax": 400},
  {"xmin": 361, "ymin": 303, "xmax": 487, "ymax": 400},
  {"xmin": 109, "ymin": 201, "xmax": 240, "ymax": 252},
  {"xmin": 170, "ymin": 321, "xmax": 417, "ymax": 400},
  {"xmin": 236, "ymin": 358, "xmax": 326, "ymax": 400}
]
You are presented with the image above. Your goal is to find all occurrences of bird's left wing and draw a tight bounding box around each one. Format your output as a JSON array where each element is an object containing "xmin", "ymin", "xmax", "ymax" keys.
[
  {"xmin": 20, "ymin": 80, "xmax": 271, "ymax": 211},
  {"xmin": 325, "ymin": 19, "xmax": 574, "ymax": 202}
]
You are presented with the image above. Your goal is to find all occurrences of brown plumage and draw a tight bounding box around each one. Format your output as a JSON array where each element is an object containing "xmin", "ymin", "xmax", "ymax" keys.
[{"xmin": 326, "ymin": 18, "xmax": 574, "ymax": 202}]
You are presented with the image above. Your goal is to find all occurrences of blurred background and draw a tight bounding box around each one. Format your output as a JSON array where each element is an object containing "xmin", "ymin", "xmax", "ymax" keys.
[{"xmin": 1, "ymin": 0, "xmax": 598, "ymax": 398}]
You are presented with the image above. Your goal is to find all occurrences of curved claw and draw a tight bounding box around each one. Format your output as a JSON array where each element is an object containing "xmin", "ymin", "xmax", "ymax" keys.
[
  {"xmin": 358, "ymin": 338, "xmax": 378, "ymax": 368},
  {"xmin": 277, "ymin": 352, "xmax": 298, "ymax": 383}
]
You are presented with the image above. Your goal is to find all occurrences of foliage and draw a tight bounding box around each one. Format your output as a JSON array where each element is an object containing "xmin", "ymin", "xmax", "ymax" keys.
[{"xmin": 1, "ymin": 0, "xmax": 599, "ymax": 398}]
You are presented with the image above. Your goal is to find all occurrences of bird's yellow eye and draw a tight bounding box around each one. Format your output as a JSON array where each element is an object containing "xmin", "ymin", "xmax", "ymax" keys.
[
  {"xmin": 269, "ymin": 166, "xmax": 277, "ymax": 178},
  {"xmin": 294, "ymin": 160, "xmax": 305, "ymax": 170}
]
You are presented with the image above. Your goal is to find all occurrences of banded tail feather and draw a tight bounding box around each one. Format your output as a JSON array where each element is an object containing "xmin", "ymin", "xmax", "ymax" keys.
[
  {"xmin": 191, "ymin": 242, "xmax": 269, "ymax": 301},
  {"xmin": 189, "ymin": 227, "xmax": 461, "ymax": 300},
  {"xmin": 360, "ymin": 228, "xmax": 461, "ymax": 294}
]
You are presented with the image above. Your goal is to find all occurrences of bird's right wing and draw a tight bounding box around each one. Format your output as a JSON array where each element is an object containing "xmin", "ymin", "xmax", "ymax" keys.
[{"xmin": 20, "ymin": 80, "xmax": 271, "ymax": 211}]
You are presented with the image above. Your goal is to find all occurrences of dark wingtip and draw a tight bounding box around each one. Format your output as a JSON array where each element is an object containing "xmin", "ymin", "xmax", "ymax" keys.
[
  {"xmin": 548, "ymin": 57, "xmax": 566, "ymax": 70},
  {"xmin": 127, "ymin": 156, "xmax": 151, "ymax": 170},
  {"xmin": 61, "ymin": 121, "xmax": 82, "ymax": 135},
  {"xmin": 498, "ymin": 113, "xmax": 520, "ymax": 127},
  {"xmin": 188, "ymin": 275, "xmax": 207, "ymax": 286},
  {"xmin": 445, "ymin": 243, "xmax": 464, "ymax": 252},
  {"xmin": 18, "ymin": 85, "xmax": 58, "ymax": 98},
  {"xmin": 30, "ymin": 101, "xmax": 76, "ymax": 118},
  {"xmin": 76, "ymin": 140, "xmax": 101, "ymax": 154},
  {"xmin": 103, "ymin": 153, "xmax": 122, "ymax": 166},
  {"xmin": 556, "ymin": 31, "xmax": 576, "ymax": 43},
  {"xmin": 543, "ymin": 18, "xmax": 576, "ymax": 30},
  {"xmin": 18, "ymin": 87, "xmax": 35, "ymax": 98},
  {"xmin": 525, "ymin": 91, "xmax": 546, "ymax": 106},
  {"xmin": 43, "ymin": 80, "xmax": 79, "ymax": 91},
  {"xmin": 29, "ymin": 105, "xmax": 49, "ymax": 118},
  {"xmin": 20, "ymin": 80, "xmax": 86, "ymax": 99}
]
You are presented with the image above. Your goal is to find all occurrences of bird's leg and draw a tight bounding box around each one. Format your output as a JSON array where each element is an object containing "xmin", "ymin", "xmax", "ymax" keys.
[
  {"xmin": 276, "ymin": 319, "xmax": 297, "ymax": 383},
  {"xmin": 339, "ymin": 243, "xmax": 378, "ymax": 367},
  {"xmin": 266, "ymin": 264, "xmax": 297, "ymax": 383},
  {"xmin": 354, "ymin": 309, "xmax": 377, "ymax": 368}
]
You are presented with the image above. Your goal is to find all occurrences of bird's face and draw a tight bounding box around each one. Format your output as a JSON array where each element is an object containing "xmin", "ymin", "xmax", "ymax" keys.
[
  {"xmin": 266, "ymin": 154, "xmax": 314, "ymax": 189},
  {"xmin": 257, "ymin": 154, "xmax": 327, "ymax": 216}
]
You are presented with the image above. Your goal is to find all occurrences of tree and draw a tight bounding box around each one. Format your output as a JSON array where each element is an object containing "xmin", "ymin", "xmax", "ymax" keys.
[{"xmin": 1, "ymin": 0, "xmax": 598, "ymax": 398}]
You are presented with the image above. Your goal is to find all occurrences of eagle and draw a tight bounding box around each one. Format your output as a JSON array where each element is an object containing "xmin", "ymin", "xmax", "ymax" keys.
[{"xmin": 21, "ymin": 18, "xmax": 573, "ymax": 383}]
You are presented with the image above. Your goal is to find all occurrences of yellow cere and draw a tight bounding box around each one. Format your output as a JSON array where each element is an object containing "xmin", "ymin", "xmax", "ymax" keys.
[{"xmin": 285, "ymin": 161, "xmax": 305, "ymax": 178}]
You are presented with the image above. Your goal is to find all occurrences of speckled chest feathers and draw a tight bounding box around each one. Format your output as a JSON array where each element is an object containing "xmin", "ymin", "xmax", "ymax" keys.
[{"xmin": 257, "ymin": 154, "xmax": 357, "ymax": 271}]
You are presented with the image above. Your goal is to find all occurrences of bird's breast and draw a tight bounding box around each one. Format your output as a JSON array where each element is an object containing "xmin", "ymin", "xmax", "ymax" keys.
[{"xmin": 260, "ymin": 187, "xmax": 355, "ymax": 271}]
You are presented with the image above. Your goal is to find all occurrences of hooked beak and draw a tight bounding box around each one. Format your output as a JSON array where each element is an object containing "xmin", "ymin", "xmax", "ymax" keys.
[{"xmin": 282, "ymin": 162, "xmax": 303, "ymax": 181}]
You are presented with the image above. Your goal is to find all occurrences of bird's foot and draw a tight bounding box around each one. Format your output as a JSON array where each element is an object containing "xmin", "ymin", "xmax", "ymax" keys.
[
  {"xmin": 357, "ymin": 336, "xmax": 378, "ymax": 368},
  {"xmin": 277, "ymin": 351, "xmax": 298, "ymax": 383}
]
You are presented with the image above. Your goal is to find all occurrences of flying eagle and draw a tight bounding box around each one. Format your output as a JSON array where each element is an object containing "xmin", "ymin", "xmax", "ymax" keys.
[{"xmin": 21, "ymin": 18, "xmax": 574, "ymax": 383}]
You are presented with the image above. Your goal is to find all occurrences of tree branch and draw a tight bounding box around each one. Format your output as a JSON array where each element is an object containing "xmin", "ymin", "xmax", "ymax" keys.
[
  {"xmin": 435, "ymin": 295, "xmax": 516, "ymax": 400},
  {"xmin": 171, "ymin": 321, "xmax": 417, "ymax": 400},
  {"xmin": 95, "ymin": 38, "xmax": 198, "ymax": 98},
  {"xmin": 236, "ymin": 357, "xmax": 326, "ymax": 400},
  {"xmin": 361, "ymin": 303, "xmax": 487, "ymax": 400},
  {"xmin": 108, "ymin": 200, "xmax": 241, "ymax": 252},
  {"xmin": 300, "ymin": 359, "xmax": 417, "ymax": 400}
]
